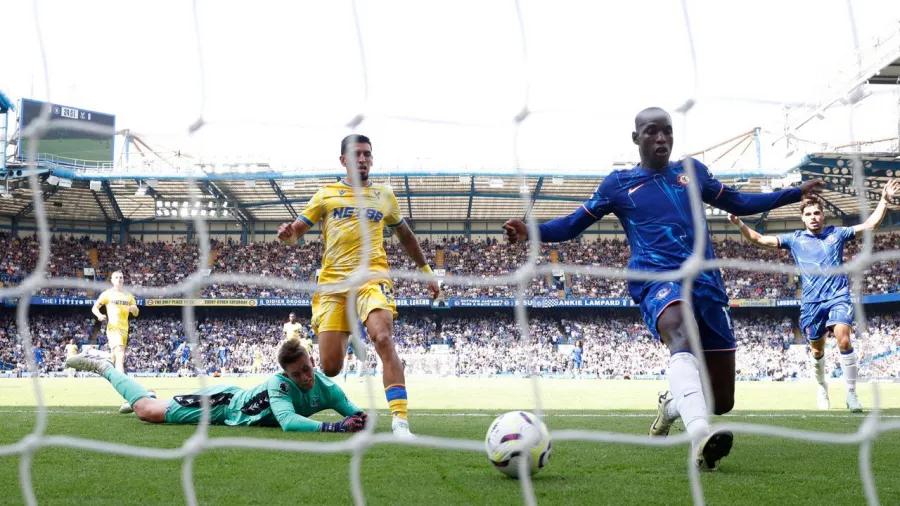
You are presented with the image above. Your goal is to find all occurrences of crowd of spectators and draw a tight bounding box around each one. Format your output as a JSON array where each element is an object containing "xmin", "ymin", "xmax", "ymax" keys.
[
  {"xmin": 3, "ymin": 311, "xmax": 897, "ymax": 382},
  {"xmin": 0, "ymin": 231, "xmax": 897, "ymax": 301}
]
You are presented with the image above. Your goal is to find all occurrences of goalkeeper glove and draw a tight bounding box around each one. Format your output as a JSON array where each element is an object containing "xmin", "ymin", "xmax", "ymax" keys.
[{"xmin": 321, "ymin": 414, "xmax": 365, "ymax": 433}]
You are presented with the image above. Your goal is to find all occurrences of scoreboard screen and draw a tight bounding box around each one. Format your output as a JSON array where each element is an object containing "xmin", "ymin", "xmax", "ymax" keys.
[{"xmin": 17, "ymin": 99, "xmax": 115, "ymax": 164}]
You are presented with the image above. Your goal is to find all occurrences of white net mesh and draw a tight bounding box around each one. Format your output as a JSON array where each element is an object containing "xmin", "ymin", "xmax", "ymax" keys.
[{"xmin": 3, "ymin": 1, "xmax": 900, "ymax": 505}]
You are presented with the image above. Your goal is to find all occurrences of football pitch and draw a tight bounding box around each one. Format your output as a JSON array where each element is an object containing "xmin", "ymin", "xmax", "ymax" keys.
[{"xmin": 2, "ymin": 378, "xmax": 900, "ymax": 505}]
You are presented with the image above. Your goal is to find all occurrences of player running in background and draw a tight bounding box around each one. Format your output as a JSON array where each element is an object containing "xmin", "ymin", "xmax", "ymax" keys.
[
  {"xmin": 284, "ymin": 312, "xmax": 303, "ymax": 341},
  {"xmin": 65, "ymin": 339, "xmax": 78, "ymax": 378},
  {"xmin": 92, "ymin": 270, "xmax": 138, "ymax": 374},
  {"xmin": 277, "ymin": 134, "xmax": 440, "ymax": 438},
  {"xmin": 503, "ymin": 107, "xmax": 824, "ymax": 470},
  {"xmin": 93, "ymin": 270, "xmax": 143, "ymax": 414},
  {"xmin": 66, "ymin": 340, "xmax": 367, "ymax": 434},
  {"xmin": 728, "ymin": 179, "xmax": 897, "ymax": 412},
  {"xmin": 251, "ymin": 346, "xmax": 263, "ymax": 374}
]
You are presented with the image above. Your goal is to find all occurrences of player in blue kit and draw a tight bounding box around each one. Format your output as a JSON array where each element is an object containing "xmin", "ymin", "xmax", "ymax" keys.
[
  {"xmin": 729, "ymin": 179, "xmax": 897, "ymax": 413},
  {"xmin": 503, "ymin": 107, "xmax": 824, "ymax": 470}
]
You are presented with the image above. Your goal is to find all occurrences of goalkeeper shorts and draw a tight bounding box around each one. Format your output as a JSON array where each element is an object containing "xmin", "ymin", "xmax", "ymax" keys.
[{"xmin": 165, "ymin": 385, "xmax": 241, "ymax": 425}]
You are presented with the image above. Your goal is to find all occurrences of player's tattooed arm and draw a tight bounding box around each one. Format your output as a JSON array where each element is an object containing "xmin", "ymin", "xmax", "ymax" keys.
[
  {"xmin": 853, "ymin": 178, "xmax": 898, "ymax": 238},
  {"xmin": 728, "ymin": 214, "xmax": 780, "ymax": 249}
]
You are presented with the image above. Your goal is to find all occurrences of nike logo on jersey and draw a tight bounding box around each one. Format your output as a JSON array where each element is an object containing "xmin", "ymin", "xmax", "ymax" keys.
[{"xmin": 628, "ymin": 183, "xmax": 645, "ymax": 195}]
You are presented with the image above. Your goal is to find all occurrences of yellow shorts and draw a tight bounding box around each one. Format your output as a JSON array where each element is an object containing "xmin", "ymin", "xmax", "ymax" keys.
[
  {"xmin": 311, "ymin": 279, "xmax": 398, "ymax": 334},
  {"xmin": 106, "ymin": 330, "xmax": 128, "ymax": 349}
]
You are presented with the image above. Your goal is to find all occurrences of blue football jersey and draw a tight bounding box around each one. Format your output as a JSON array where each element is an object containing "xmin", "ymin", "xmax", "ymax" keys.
[
  {"xmin": 777, "ymin": 225, "xmax": 855, "ymax": 303},
  {"xmin": 583, "ymin": 158, "xmax": 731, "ymax": 302},
  {"xmin": 582, "ymin": 157, "xmax": 798, "ymax": 304}
]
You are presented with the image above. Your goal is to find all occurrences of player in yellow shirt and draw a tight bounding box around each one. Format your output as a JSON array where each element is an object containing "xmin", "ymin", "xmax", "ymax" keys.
[
  {"xmin": 282, "ymin": 312, "xmax": 311, "ymax": 350},
  {"xmin": 92, "ymin": 270, "xmax": 138, "ymax": 374},
  {"xmin": 252, "ymin": 346, "xmax": 264, "ymax": 374},
  {"xmin": 277, "ymin": 134, "xmax": 440, "ymax": 438},
  {"xmin": 64, "ymin": 339, "xmax": 79, "ymax": 378},
  {"xmin": 93, "ymin": 270, "xmax": 143, "ymax": 414}
]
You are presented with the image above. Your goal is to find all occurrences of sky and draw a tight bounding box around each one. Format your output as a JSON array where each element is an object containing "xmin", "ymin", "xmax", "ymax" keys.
[{"xmin": 4, "ymin": 0, "xmax": 900, "ymax": 176}]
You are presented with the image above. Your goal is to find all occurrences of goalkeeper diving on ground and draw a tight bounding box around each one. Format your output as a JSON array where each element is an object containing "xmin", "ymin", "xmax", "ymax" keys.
[{"xmin": 65, "ymin": 339, "xmax": 368, "ymax": 433}]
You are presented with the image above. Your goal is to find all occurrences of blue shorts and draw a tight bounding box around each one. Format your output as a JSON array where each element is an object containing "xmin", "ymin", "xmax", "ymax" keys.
[
  {"xmin": 800, "ymin": 295, "xmax": 854, "ymax": 341},
  {"xmin": 639, "ymin": 281, "xmax": 736, "ymax": 352},
  {"xmin": 573, "ymin": 358, "xmax": 583, "ymax": 369}
]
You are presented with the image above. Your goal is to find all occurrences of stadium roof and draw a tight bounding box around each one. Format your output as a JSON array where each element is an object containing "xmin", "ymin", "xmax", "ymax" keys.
[{"xmin": 1, "ymin": 153, "xmax": 898, "ymax": 224}]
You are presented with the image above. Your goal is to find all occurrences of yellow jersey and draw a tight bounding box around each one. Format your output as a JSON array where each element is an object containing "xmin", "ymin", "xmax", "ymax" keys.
[
  {"xmin": 299, "ymin": 180, "xmax": 404, "ymax": 286},
  {"xmin": 300, "ymin": 337, "xmax": 313, "ymax": 355},
  {"xmin": 283, "ymin": 322, "xmax": 303, "ymax": 341},
  {"xmin": 96, "ymin": 289, "xmax": 136, "ymax": 336}
]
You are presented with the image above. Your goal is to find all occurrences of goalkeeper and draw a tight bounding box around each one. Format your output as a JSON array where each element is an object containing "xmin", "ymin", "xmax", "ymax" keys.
[{"xmin": 66, "ymin": 339, "xmax": 367, "ymax": 433}]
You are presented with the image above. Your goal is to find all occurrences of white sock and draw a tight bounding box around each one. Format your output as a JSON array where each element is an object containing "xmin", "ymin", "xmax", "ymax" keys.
[
  {"xmin": 667, "ymin": 352, "xmax": 710, "ymax": 440},
  {"xmin": 840, "ymin": 348, "xmax": 858, "ymax": 393},
  {"xmin": 812, "ymin": 351, "xmax": 826, "ymax": 384}
]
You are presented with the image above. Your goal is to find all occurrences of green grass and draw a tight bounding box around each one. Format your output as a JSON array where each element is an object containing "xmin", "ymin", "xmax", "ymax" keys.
[
  {"xmin": 2, "ymin": 378, "xmax": 900, "ymax": 505},
  {"xmin": 22, "ymin": 138, "xmax": 113, "ymax": 162}
]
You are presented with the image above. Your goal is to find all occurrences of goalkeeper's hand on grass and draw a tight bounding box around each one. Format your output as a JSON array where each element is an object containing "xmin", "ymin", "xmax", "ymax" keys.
[{"xmin": 321, "ymin": 414, "xmax": 366, "ymax": 433}]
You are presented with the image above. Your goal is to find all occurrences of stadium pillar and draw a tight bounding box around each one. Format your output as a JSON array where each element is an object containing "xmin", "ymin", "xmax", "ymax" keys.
[
  {"xmin": 11, "ymin": 217, "xmax": 18, "ymax": 237},
  {"xmin": 464, "ymin": 221, "xmax": 471, "ymax": 239},
  {"xmin": 186, "ymin": 222, "xmax": 194, "ymax": 243},
  {"xmin": 105, "ymin": 223, "xmax": 113, "ymax": 244},
  {"xmin": 240, "ymin": 223, "xmax": 249, "ymax": 246},
  {"xmin": 120, "ymin": 219, "xmax": 130, "ymax": 245}
]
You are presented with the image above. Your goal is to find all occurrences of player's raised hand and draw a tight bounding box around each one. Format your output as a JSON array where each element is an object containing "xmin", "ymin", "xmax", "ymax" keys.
[
  {"xmin": 97, "ymin": 314, "xmax": 107, "ymax": 322},
  {"xmin": 727, "ymin": 214, "xmax": 742, "ymax": 226},
  {"xmin": 128, "ymin": 304, "xmax": 138, "ymax": 315},
  {"xmin": 799, "ymin": 178, "xmax": 825, "ymax": 198},
  {"xmin": 276, "ymin": 221, "xmax": 297, "ymax": 245},
  {"xmin": 502, "ymin": 219, "xmax": 527, "ymax": 244},
  {"xmin": 426, "ymin": 279, "xmax": 441, "ymax": 299},
  {"xmin": 881, "ymin": 178, "xmax": 898, "ymax": 202}
]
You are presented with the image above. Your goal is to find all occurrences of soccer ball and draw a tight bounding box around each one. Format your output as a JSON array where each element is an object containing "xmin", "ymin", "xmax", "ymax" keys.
[{"xmin": 485, "ymin": 411, "xmax": 552, "ymax": 478}]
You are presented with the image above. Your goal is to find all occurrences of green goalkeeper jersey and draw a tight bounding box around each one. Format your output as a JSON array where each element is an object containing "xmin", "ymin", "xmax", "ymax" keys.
[
  {"xmin": 165, "ymin": 370, "xmax": 360, "ymax": 432},
  {"xmin": 226, "ymin": 370, "xmax": 360, "ymax": 431}
]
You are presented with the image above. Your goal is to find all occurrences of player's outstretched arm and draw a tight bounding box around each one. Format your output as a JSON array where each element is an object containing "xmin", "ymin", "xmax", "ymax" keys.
[
  {"xmin": 269, "ymin": 383, "xmax": 364, "ymax": 433},
  {"xmin": 503, "ymin": 207, "xmax": 597, "ymax": 244},
  {"xmin": 728, "ymin": 214, "xmax": 779, "ymax": 249},
  {"xmin": 276, "ymin": 219, "xmax": 312, "ymax": 246},
  {"xmin": 278, "ymin": 188, "xmax": 323, "ymax": 245},
  {"xmin": 852, "ymin": 178, "xmax": 898, "ymax": 238},
  {"xmin": 700, "ymin": 159, "xmax": 825, "ymax": 215},
  {"xmin": 394, "ymin": 222, "xmax": 441, "ymax": 299}
]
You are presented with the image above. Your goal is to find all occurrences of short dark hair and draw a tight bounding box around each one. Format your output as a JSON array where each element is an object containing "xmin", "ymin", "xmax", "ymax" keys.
[
  {"xmin": 340, "ymin": 134, "xmax": 372, "ymax": 155},
  {"xmin": 799, "ymin": 197, "xmax": 824, "ymax": 215},
  {"xmin": 278, "ymin": 339, "xmax": 309, "ymax": 370}
]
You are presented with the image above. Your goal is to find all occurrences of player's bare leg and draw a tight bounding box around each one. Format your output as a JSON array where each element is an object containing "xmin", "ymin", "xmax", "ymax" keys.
[
  {"xmin": 112, "ymin": 344, "xmax": 137, "ymax": 414},
  {"xmin": 67, "ymin": 349, "xmax": 157, "ymax": 418},
  {"xmin": 652, "ymin": 302, "xmax": 732, "ymax": 470},
  {"xmin": 112, "ymin": 345, "xmax": 126, "ymax": 374},
  {"xmin": 808, "ymin": 334, "xmax": 830, "ymax": 410},
  {"xmin": 365, "ymin": 308, "xmax": 414, "ymax": 437},
  {"xmin": 131, "ymin": 398, "xmax": 169, "ymax": 423},
  {"xmin": 317, "ymin": 331, "xmax": 351, "ymax": 377},
  {"xmin": 832, "ymin": 323, "xmax": 861, "ymax": 412}
]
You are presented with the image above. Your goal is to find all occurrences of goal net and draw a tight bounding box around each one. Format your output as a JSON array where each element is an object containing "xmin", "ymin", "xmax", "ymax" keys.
[{"xmin": 3, "ymin": 1, "xmax": 900, "ymax": 505}]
